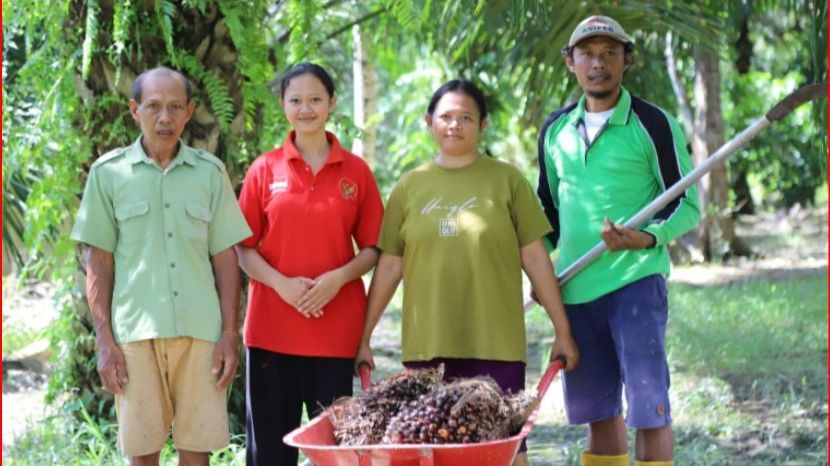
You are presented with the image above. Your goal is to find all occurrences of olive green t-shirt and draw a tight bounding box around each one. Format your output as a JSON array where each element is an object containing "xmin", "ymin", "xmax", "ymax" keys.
[{"xmin": 378, "ymin": 157, "xmax": 552, "ymax": 363}]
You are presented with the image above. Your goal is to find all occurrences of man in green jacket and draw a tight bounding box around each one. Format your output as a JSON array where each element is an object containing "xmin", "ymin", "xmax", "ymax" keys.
[
  {"xmin": 71, "ymin": 67, "xmax": 251, "ymax": 466},
  {"xmin": 537, "ymin": 15, "xmax": 700, "ymax": 466}
]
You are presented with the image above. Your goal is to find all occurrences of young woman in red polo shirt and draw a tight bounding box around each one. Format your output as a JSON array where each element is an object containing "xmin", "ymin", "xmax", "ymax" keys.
[
  {"xmin": 236, "ymin": 62, "xmax": 384, "ymax": 466},
  {"xmin": 355, "ymin": 80, "xmax": 579, "ymax": 466}
]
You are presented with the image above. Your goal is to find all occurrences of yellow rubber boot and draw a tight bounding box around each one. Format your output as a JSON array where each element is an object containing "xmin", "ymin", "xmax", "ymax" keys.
[
  {"xmin": 581, "ymin": 451, "xmax": 629, "ymax": 466},
  {"xmin": 634, "ymin": 462, "xmax": 673, "ymax": 466}
]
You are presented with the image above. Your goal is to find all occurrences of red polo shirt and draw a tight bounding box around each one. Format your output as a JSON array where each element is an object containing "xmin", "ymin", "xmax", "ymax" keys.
[{"xmin": 238, "ymin": 131, "xmax": 384, "ymax": 357}]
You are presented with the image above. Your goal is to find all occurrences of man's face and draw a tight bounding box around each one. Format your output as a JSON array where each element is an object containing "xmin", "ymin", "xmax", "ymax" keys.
[
  {"xmin": 566, "ymin": 36, "xmax": 631, "ymax": 100},
  {"xmin": 128, "ymin": 72, "xmax": 195, "ymax": 158}
]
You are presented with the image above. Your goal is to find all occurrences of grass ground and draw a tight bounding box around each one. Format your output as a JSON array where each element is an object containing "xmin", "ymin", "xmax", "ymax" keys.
[
  {"xmin": 520, "ymin": 272, "xmax": 827, "ymax": 466},
  {"xmin": 3, "ymin": 208, "xmax": 827, "ymax": 465}
]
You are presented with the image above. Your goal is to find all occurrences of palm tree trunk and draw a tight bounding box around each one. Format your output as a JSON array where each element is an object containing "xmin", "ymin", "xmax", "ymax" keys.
[
  {"xmin": 692, "ymin": 45, "xmax": 750, "ymax": 259},
  {"xmin": 351, "ymin": 23, "xmax": 377, "ymax": 166}
]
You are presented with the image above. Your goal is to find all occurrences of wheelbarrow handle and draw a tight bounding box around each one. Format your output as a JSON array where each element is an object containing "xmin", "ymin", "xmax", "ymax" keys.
[
  {"xmin": 358, "ymin": 363, "xmax": 372, "ymax": 391},
  {"xmin": 536, "ymin": 356, "xmax": 566, "ymax": 399}
]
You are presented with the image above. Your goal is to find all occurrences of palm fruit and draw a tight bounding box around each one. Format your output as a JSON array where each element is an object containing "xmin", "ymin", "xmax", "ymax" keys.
[
  {"xmin": 383, "ymin": 377, "xmax": 527, "ymax": 444},
  {"xmin": 331, "ymin": 367, "xmax": 443, "ymax": 445}
]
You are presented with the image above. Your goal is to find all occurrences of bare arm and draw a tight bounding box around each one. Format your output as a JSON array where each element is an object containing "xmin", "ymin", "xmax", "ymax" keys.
[
  {"xmin": 521, "ymin": 239, "xmax": 579, "ymax": 371},
  {"xmin": 297, "ymin": 247, "xmax": 380, "ymax": 314},
  {"xmin": 354, "ymin": 252, "xmax": 403, "ymax": 373},
  {"xmin": 210, "ymin": 247, "xmax": 241, "ymax": 389},
  {"xmin": 85, "ymin": 246, "xmax": 128, "ymax": 393}
]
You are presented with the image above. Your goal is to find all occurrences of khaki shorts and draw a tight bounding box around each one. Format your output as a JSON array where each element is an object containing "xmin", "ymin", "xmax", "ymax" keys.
[{"xmin": 115, "ymin": 337, "xmax": 229, "ymax": 456}]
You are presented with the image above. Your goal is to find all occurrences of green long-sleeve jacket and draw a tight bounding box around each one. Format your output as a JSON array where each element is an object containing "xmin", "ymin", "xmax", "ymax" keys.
[{"xmin": 538, "ymin": 87, "xmax": 700, "ymax": 304}]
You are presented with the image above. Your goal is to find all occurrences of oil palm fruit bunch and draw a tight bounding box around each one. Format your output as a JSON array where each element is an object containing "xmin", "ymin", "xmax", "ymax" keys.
[
  {"xmin": 331, "ymin": 367, "xmax": 443, "ymax": 445},
  {"xmin": 383, "ymin": 377, "xmax": 528, "ymax": 444}
]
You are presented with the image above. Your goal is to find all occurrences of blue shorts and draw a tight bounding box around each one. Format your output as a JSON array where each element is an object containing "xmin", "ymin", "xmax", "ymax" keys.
[{"xmin": 562, "ymin": 274, "xmax": 671, "ymax": 429}]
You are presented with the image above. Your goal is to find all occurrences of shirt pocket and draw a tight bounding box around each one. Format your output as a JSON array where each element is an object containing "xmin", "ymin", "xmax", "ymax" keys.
[
  {"xmin": 115, "ymin": 199, "xmax": 150, "ymax": 246},
  {"xmin": 184, "ymin": 201, "xmax": 212, "ymax": 250}
]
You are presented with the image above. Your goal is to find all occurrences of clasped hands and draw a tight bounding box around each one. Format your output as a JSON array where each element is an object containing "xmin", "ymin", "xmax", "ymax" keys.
[{"xmin": 274, "ymin": 270, "xmax": 345, "ymax": 318}]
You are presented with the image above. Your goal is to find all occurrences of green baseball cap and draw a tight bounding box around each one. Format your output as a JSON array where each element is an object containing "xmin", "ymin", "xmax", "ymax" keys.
[{"xmin": 568, "ymin": 15, "xmax": 634, "ymax": 47}]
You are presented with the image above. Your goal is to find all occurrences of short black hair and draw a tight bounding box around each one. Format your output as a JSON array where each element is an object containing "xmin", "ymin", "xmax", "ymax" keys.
[
  {"xmin": 561, "ymin": 40, "xmax": 635, "ymax": 58},
  {"xmin": 427, "ymin": 79, "xmax": 489, "ymax": 122},
  {"xmin": 131, "ymin": 67, "xmax": 194, "ymax": 103},
  {"xmin": 280, "ymin": 62, "xmax": 336, "ymax": 99}
]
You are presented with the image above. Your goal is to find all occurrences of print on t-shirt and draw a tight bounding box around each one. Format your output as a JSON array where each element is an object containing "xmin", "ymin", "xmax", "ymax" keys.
[
  {"xmin": 421, "ymin": 196, "xmax": 478, "ymax": 237},
  {"xmin": 269, "ymin": 175, "xmax": 288, "ymax": 194},
  {"xmin": 438, "ymin": 218, "xmax": 458, "ymax": 236}
]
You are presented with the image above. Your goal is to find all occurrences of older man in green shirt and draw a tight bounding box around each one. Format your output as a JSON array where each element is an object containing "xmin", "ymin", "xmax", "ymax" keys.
[{"xmin": 71, "ymin": 67, "xmax": 251, "ymax": 466}]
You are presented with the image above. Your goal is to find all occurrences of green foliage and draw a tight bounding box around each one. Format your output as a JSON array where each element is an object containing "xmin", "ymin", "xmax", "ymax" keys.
[
  {"xmin": 177, "ymin": 52, "xmax": 236, "ymax": 131},
  {"xmin": 719, "ymin": 1, "xmax": 828, "ymax": 209},
  {"xmin": 3, "ymin": 0, "xmax": 284, "ymax": 435},
  {"xmin": 2, "ymin": 167, "xmax": 36, "ymax": 270},
  {"xmin": 156, "ymin": 0, "xmax": 177, "ymax": 56},
  {"xmin": 370, "ymin": 50, "xmax": 447, "ymax": 194},
  {"xmin": 284, "ymin": 0, "xmax": 326, "ymax": 63},
  {"xmin": 424, "ymin": 1, "xmax": 723, "ymax": 126},
  {"xmin": 218, "ymin": 0, "xmax": 274, "ymax": 123},
  {"xmin": 725, "ymin": 71, "xmax": 827, "ymax": 208},
  {"xmin": 1, "ymin": 316, "xmax": 45, "ymax": 358},
  {"xmin": 81, "ymin": 0, "xmax": 100, "ymax": 80},
  {"xmin": 109, "ymin": 0, "xmax": 136, "ymax": 83},
  {"xmin": 4, "ymin": 406, "xmax": 246, "ymax": 465},
  {"xmin": 382, "ymin": 0, "xmax": 421, "ymax": 32},
  {"xmin": 815, "ymin": 182, "xmax": 828, "ymax": 205}
]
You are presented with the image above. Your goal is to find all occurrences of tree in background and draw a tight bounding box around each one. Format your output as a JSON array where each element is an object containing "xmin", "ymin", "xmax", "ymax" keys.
[
  {"xmin": 663, "ymin": 0, "xmax": 826, "ymax": 260},
  {"xmin": 3, "ymin": 0, "xmax": 289, "ymax": 432},
  {"xmin": 1, "ymin": 0, "xmax": 426, "ymax": 434}
]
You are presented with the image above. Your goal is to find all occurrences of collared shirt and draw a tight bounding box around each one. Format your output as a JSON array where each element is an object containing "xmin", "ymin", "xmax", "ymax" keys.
[
  {"xmin": 71, "ymin": 137, "xmax": 252, "ymax": 343},
  {"xmin": 537, "ymin": 87, "xmax": 700, "ymax": 304},
  {"xmin": 238, "ymin": 131, "xmax": 384, "ymax": 357}
]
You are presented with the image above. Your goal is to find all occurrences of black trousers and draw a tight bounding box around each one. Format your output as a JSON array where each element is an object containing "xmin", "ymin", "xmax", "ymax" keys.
[{"xmin": 246, "ymin": 347, "xmax": 354, "ymax": 466}]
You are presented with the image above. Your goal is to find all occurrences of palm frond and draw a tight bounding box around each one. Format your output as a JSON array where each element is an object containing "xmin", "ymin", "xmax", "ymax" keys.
[{"xmin": 81, "ymin": 0, "xmax": 100, "ymax": 80}]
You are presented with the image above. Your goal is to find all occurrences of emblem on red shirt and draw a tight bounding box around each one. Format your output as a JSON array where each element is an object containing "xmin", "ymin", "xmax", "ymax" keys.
[{"xmin": 340, "ymin": 178, "xmax": 357, "ymax": 200}]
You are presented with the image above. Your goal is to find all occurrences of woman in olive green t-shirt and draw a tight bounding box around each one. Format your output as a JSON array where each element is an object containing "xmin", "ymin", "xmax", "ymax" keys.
[{"xmin": 355, "ymin": 80, "xmax": 579, "ymax": 465}]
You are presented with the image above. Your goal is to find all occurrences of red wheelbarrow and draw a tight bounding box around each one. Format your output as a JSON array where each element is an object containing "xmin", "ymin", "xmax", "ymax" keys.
[{"xmin": 284, "ymin": 357, "xmax": 565, "ymax": 466}]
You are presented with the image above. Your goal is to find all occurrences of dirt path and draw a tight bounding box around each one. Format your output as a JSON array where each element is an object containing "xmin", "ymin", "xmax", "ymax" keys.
[
  {"xmin": 2, "ymin": 280, "xmax": 55, "ymax": 450},
  {"xmin": 672, "ymin": 205, "xmax": 827, "ymax": 285}
]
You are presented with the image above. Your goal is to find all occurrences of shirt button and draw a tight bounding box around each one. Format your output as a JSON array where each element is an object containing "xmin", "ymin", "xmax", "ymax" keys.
[
  {"xmin": 167, "ymin": 233, "xmax": 173, "ymax": 238},
  {"xmin": 164, "ymin": 203, "xmax": 171, "ymax": 208},
  {"xmin": 310, "ymin": 187, "xmax": 315, "ymax": 191},
  {"xmin": 173, "ymin": 291, "xmax": 179, "ymax": 297},
  {"xmin": 170, "ymin": 262, "xmax": 176, "ymax": 268}
]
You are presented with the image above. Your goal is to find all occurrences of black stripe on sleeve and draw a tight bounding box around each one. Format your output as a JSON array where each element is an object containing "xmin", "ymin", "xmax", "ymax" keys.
[
  {"xmin": 537, "ymin": 104, "xmax": 576, "ymax": 246},
  {"xmin": 631, "ymin": 96, "xmax": 686, "ymax": 222}
]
